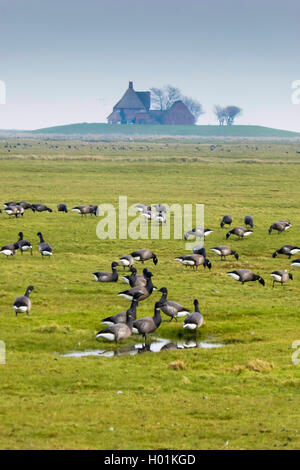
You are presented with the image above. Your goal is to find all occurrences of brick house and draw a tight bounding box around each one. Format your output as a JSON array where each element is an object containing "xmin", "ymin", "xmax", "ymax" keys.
[{"xmin": 107, "ymin": 82, "xmax": 195, "ymax": 125}]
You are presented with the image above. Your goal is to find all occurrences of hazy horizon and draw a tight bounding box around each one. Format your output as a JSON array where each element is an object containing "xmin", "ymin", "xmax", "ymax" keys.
[{"xmin": 0, "ymin": 0, "xmax": 299, "ymax": 132}]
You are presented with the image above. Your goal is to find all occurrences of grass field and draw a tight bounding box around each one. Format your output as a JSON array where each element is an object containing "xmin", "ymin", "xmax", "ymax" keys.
[
  {"xmin": 27, "ymin": 122, "xmax": 300, "ymax": 138},
  {"xmin": 0, "ymin": 140, "xmax": 299, "ymax": 450}
]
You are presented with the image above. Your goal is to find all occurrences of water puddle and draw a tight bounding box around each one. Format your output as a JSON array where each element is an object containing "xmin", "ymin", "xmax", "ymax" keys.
[{"xmin": 58, "ymin": 337, "xmax": 224, "ymax": 358}]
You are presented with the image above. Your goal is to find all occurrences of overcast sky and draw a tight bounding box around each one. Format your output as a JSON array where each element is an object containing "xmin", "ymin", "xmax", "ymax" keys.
[{"xmin": 0, "ymin": 0, "xmax": 299, "ymax": 131}]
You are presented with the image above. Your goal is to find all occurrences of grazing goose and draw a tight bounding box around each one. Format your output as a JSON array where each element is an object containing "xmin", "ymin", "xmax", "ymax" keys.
[
  {"xmin": 4, "ymin": 205, "xmax": 20, "ymax": 218},
  {"xmin": 184, "ymin": 227, "xmax": 213, "ymax": 240},
  {"xmin": 130, "ymin": 249, "xmax": 158, "ymax": 265},
  {"xmin": 0, "ymin": 242, "xmax": 19, "ymax": 257},
  {"xmin": 19, "ymin": 201, "xmax": 33, "ymax": 210},
  {"xmin": 3, "ymin": 201, "xmax": 17, "ymax": 209},
  {"xmin": 244, "ymin": 215, "xmax": 254, "ymax": 228},
  {"xmin": 226, "ymin": 227, "xmax": 253, "ymax": 239},
  {"xmin": 13, "ymin": 285, "xmax": 34, "ymax": 316},
  {"xmin": 141, "ymin": 209, "xmax": 154, "ymax": 222},
  {"xmin": 227, "ymin": 269, "xmax": 265, "ymax": 286},
  {"xmin": 93, "ymin": 262, "xmax": 119, "ymax": 282},
  {"xmin": 119, "ymin": 254, "xmax": 134, "ymax": 270},
  {"xmin": 174, "ymin": 254, "xmax": 212, "ymax": 270},
  {"xmin": 71, "ymin": 205, "xmax": 93, "ymax": 216},
  {"xmin": 37, "ymin": 232, "xmax": 52, "ymax": 258},
  {"xmin": 158, "ymin": 287, "xmax": 190, "ymax": 321},
  {"xmin": 220, "ymin": 215, "xmax": 233, "ymax": 228},
  {"xmin": 155, "ymin": 211, "xmax": 166, "ymax": 224},
  {"xmin": 118, "ymin": 271, "xmax": 154, "ymax": 301},
  {"xmin": 132, "ymin": 301, "xmax": 162, "ymax": 341},
  {"xmin": 57, "ymin": 203, "xmax": 68, "ymax": 213},
  {"xmin": 96, "ymin": 309, "xmax": 134, "ymax": 343},
  {"xmin": 17, "ymin": 232, "xmax": 33, "ymax": 255},
  {"xmin": 121, "ymin": 266, "xmax": 137, "ymax": 285},
  {"xmin": 183, "ymin": 300, "xmax": 204, "ymax": 330},
  {"xmin": 269, "ymin": 221, "xmax": 291, "ymax": 234},
  {"xmin": 270, "ymin": 270, "xmax": 293, "ymax": 287},
  {"xmin": 291, "ymin": 259, "xmax": 300, "ymax": 267},
  {"xmin": 192, "ymin": 246, "xmax": 206, "ymax": 256},
  {"xmin": 272, "ymin": 245, "xmax": 300, "ymax": 259},
  {"xmin": 210, "ymin": 246, "xmax": 239, "ymax": 261},
  {"xmin": 135, "ymin": 203, "xmax": 150, "ymax": 213},
  {"xmin": 32, "ymin": 204, "xmax": 52, "ymax": 213},
  {"xmin": 153, "ymin": 204, "xmax": 167, "ymax": 213},
  {"xmin": 101, "ymin": 292, "xmax": 141, "ymax": 326}
]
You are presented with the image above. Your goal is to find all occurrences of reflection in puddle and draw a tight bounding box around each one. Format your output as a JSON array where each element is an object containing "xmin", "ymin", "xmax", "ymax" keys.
[{"xmin": 59, "ymin": 337, "xmax": 224, "ymax": 358}]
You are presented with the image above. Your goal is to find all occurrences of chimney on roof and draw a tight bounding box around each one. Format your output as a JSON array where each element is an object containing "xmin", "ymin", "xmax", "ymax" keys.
[{"xmin": 129, "ymin": 81, "xmax": 133, "ymax": 89}]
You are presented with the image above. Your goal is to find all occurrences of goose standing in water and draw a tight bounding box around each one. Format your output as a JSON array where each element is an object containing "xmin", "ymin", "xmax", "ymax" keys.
[
  {"xmin": 13, "ymin": 286, "xmax": 34, "ymax": 316},
  {"xmin": 132, "ymin": 301, "xmax": 162, "ymax": 341},
  {"xmin": 37, "ymin": 232, "xmax": 52, "ymax": 258},
  {"xmin": 17, "ymin": 232, "xmax": 33, "ymax": 255},
  {"xmin": 270, "ymin": 270, "xmax": 293, "ymax": 287},
  {"xmin": 183, "ymin": 300, "xmax": 204, "ymax": 330},
  {"xmin": 96, "ymin": 309, "xmax": 135, "ymax": 343},
  {"xmin": 93, "ymin": 262, "xmax": 119, "ymax": 282},
  {"xmin": 227, "ymin": 269, "xmax": 265, "ymax": 286},
  {"xmin": 158, "ymin": 287, "xmax": 190, "ymax": 321}
]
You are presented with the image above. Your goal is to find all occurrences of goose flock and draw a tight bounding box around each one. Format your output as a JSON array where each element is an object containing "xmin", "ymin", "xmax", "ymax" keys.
[{"xmin": 2, "ymin": 201, "xmax": 299, "ymax": 348}]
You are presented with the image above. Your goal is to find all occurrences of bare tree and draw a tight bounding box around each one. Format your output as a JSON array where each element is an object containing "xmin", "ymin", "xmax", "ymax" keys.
[
  {"xmin": 224, "ymin": 106, "xmax": 242, "ymax": 125},
  {"xmin": 149, "ymin": 87, "xmax": 165, "ymax": 110},
  {"xmin": 214, "ymin": 105, "xmax": 242, "ymax": 125},
  {"xmin": 214, "ymin": 105, "xmax": 226, "ymax": 125},
  {"xmin": 182, "ymin": 96, "xmax": 204, "ymax": 122}
]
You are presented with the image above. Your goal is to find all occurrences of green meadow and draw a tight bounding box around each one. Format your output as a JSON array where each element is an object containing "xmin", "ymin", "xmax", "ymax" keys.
[{"xmin": 0, "ymin": 139, "xmax": 299, "ymax": 450}]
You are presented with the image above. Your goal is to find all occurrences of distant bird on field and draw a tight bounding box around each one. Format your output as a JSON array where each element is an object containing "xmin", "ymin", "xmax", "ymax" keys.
[
  {"xmin": 227, "ymin": 269, "xmax": 265, "ymax": 286},
  {"xmin": 57, "ymin": 203, "xmax": 68, "ymax": 213},
  {"xmin": 0, "ymin": 242, "xmax": 19, "ymax": 257},
  {"xmin": 272, "ymin": 245, "xmax": 300, "ymax": 259},
  {"xmin": 13, "ymin": 285, "xmax": 34, "ymax": 316},
  {"xmin": 93, "ymin": 262, "xmax": 119, "ymax": 282},
  {"xmin": 291, "ymin": 259, "xmax": 300, "ymax": 268},
  {"xmin": 244, "ymin": 215, "xmax": 254, "ymax": 228},
  {"xmin": 210, "ymin": 246, "xmax": 239, "ymax": 261},
  {"xmin": 101, "ymin": 292, "xmax": 141, "ymax": 326},
  {"xmin": 37, "ymin": 232, "xmax": 52, "ymax": 258},
  {"xmin": 220, "ymin": 215, "xmax": 233, "ymax": 228},
  {"xmin": 184, "ymin": 227, "xmax": 214, "ymax": 240},
  {"xmin": 130, "ymin": 249, "xmax": 158, "ymax": 265},
  {"xmin": 270, "ymin": 270, "xmax": 293, "ymax": 287},
  {"xmin": 226, "ymin": 227, "xmax": 253, "ymax": 240},
  {"xmin": 17, "ymin": 232, "xmax": 33, "ymax": 255},
  {"xmin": 119, "ymin": 254, "xmax": 134, "ymax": 270},
  {"xmin": 269, "ymin": 220, "xmax": 291, "ymax": 234},
  {"xmin": 32, "ymin": 204, "xmax": 52, "ymax": 213},
  {"xmin": 118, "ymin": 271, "xmax": 154, "ymax": 301}
]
